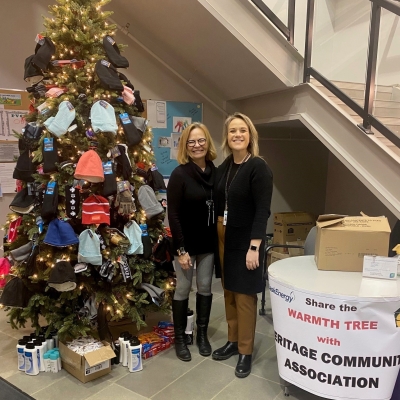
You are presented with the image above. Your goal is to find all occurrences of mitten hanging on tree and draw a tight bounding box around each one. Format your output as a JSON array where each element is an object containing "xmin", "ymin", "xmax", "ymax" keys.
[
  {"xmin": 41, "ymin": 181, "xmax": 58, "ymax": 223},
  {"xmin": 114, "ymin": 144, "xmax": 132, "ymax": 180},
  {"xmin": 102, "ymin": 161, "xmax": 117, "ymax": 197}
]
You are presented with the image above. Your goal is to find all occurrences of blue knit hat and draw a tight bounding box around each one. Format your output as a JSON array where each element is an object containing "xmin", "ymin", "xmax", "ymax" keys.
[
  {"xmin": 43, "ymin": 219, "xmax": 79, "ymax": 247},
  {"xmin": 124, "ymin": 221, "xmax": 143, "ymax": 255},
  {"xmin": 78, "ymin": 229, "xmax": 102, "ymax": 265}
]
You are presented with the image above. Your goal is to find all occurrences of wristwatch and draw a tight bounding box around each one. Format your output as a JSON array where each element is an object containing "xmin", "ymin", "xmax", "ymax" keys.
[
  {"xmin": 177, "ymin": 247, "xmax": 187, "ymax": 256},
  {"xmin": 249, "ymin": 245, "xmax": 258, "ymax": 252}
]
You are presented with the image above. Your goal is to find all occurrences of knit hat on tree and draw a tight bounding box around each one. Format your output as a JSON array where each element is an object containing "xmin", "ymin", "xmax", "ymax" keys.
[
  {"xmin": 9, "ymin": 187, "xmax": 36, "ymax": 214},
  {"xmin": 74, "ymin": 150, "xmax": 104, "ymax": 183},
  {"xmin": 48, "ymin": 260, "xmax": 76, "ymax": 292},
  {"xmin": 138, "ymin": 185, "xmax": 164, "ymax": 219},
  {"xmin": 102, "ymin": 35, "xmax": 129, "ymax": 68},
  {"xmin": 0, "ymin": 277, "xmax": 31, "ymax": 308},
  {"xmin": 82, "ymin": 194, "xmax": 110, "ymax": 225},
  {"xmin": 0, "ymin": 258, "xmax": 11, "ymax": 289},
  {"xmin": 24, "ymin": 54, "xmax": 43, "ymax": 85},
  {"xmin": 13, "ymin": 148, "xmax": 36, "ymax": 182},
  {"xmin": 10, "ymin": 241, "xmax": 33, "ymax": 263},
  {"xmin": 78, "ymin": 229, "xmax": 102, "ymax": 265},
  {"xmin": 124, "ymin": 220, "xmax": 143, "ymax": 255},
  {"xmin": 90, "ymin": 100, "xmax": 118, "ymax": 134},
  {"xmin": 95, "ymin": 60, "xmax": 123, "ymax": 92},
  {"xmin": 43, "ymin": 219, "xmax": 79, "ymax": 247},
  {"xmin": 32, "ymin": 37, "xmax": 56, "ymax": 71}
]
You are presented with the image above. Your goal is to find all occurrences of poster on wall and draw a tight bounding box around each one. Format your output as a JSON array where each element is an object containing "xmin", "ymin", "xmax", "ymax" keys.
[
  {"xmin": 149, "ymin": 101, "xmax": 202, "ymax": 177},
  {"xmin": 269, "ymin": 276, "xmax": 400, "ymax": 400}
]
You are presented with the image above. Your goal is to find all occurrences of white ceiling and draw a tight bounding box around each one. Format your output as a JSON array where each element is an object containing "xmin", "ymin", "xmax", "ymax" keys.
[{"xmin": 107, "ymin": 0, "xmax": 286, "ymax": 102}]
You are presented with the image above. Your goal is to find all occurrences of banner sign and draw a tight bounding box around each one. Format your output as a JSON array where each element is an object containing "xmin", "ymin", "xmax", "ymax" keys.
[{"xmin": 269, "ymin": 276, "xmax": 400, "ymax": 400}]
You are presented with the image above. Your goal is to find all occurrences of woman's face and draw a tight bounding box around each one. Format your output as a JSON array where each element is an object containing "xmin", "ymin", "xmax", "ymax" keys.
[
  {"xmin": 227, "ymin": 118, "xmax": 250, "ymax": 153},
  {"xmin": 187, "ymin": 127, "xmax": 208, "ymax": 162}
]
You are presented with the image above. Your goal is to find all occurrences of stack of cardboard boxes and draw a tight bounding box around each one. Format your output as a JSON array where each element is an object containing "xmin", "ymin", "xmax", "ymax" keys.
[{"xmin": 269, "ymin": 212, "xmax": 315, "ymax": 265}]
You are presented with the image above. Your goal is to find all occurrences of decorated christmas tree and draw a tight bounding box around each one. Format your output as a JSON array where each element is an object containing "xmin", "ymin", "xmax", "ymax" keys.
[{"xmin": 0, "ymin": 0, "xmax": 173, "ymax": 341}]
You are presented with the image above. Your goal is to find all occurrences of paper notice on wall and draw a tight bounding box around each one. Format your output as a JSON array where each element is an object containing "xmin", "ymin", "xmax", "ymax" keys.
[
  {"xmin": 170, "ymin": 133, "xmax": 181, "ymax": 160},
  {"xmin": 0, "ymin": 141, "xmax": 19, "ymax": 162},
  {"xmin": 147, "ymin": 100, "xmax": 167, "ymax": 129},
  {"xmin": 0, "ymin": 163, "xmax": 16, "ymax": 193},
  {"xmin": 0, "ymin": 109, "xmax": 28, "ymax": 140}
]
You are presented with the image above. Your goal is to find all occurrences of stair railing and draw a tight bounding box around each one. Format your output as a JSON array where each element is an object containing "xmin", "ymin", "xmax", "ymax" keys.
[{"xmin": 251, "ymin": 0, "xmax": 400, "ymax": 149}]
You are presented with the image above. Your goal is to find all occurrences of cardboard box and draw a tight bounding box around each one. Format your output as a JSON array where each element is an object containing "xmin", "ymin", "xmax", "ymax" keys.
[
  {"xmin": 59, "ymin": 341, "xmax": 116, "ymax": 383},
  {"xmin": 270, "ymin": 250, "xmax": 290, "ymax": 265},
  {"xmin": 273, "ymin": 212, "xmax": 315, "ymax": 253},
  {"xmin": 315, "ymin": 214, "xmax": 391, "ymax": 272}
]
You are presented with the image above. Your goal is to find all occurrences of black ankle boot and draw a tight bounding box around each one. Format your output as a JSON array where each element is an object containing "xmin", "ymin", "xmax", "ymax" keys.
[
  {"xmin": 172, "ymin": 299, "xmax": 191, "ymax": 362},
  {"xmin": 196, "ymin": 293, "xmax": 212, "ymax": 356},
  {"xmin": 212, "ymin": 341, "xmax": 238, "ymax": 360},
  {"xmin": 235, "ymin": 354, "xmax": 252, "ymax": 378}
]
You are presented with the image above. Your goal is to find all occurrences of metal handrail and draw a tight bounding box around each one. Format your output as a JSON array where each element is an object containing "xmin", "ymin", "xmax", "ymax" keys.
[
  {"xmin": 253, "ymin": 0, "xmax": 400, "ymax": 148},
  {"xmin": 251, "ymin": 0, "xmax": 295, "ymax": 45}
]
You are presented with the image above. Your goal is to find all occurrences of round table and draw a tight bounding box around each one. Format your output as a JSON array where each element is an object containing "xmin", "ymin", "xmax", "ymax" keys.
[{"xmin": 268, "ymin": 255, "xmax": 400, "ymax": 400}]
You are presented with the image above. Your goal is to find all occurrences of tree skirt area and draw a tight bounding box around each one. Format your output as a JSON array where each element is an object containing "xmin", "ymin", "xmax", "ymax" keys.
[{"xmin": 0, "ymin": 377, "xmax": 34, "ymax": 400}]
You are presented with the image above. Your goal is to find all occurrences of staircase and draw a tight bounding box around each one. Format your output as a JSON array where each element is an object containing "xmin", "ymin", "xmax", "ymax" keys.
[{"xmin": 311, "ymin": 78, "xmax": 400, "ymax": 157}]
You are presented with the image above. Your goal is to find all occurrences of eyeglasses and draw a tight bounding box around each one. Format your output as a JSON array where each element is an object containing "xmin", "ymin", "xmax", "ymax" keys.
[{"xmin": 187, "ymin": 138, "xmax": 207, "ymax": 147}]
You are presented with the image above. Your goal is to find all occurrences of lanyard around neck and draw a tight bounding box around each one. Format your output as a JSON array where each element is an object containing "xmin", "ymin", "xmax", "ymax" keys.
[{"xmin": 224, "ymin": 153, "xmax": 250, "ymax": 211}]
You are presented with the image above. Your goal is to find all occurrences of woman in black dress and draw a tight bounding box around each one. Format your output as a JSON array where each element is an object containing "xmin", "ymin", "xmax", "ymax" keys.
[{"xmin": 212, "ymin": 113, "xmax": 273, "ymax": 378}]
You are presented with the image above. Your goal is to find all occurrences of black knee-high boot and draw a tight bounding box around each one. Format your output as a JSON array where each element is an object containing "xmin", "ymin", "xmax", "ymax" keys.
[
  {"xmin": 196, "ymin": 293, "xmax": 213, "ymax": 356},
  {"xmin": 172, "ymin": 299, "xmax": 191, "ymax": 361}
]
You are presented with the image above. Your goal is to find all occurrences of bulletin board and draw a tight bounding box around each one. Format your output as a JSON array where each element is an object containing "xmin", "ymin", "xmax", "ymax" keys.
[
  {"xmin": 0, "ymin": 88, "xmax": 30, "ymax": 141},
  {"xmin": 146, "ymin": 100, "xmax": 203, "ymax": 177}
]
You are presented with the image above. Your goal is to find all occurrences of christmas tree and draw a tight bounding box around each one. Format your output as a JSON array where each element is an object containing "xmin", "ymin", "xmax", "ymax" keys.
[{"xmin": 1, "ymin": 0, "xmax": 173, "ymax": 341}]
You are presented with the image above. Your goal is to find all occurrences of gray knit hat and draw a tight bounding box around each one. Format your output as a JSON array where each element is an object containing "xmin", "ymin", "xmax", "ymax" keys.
[{"xmin": 138, "ymin": 185, "xmax": 163, "ymax": 219}]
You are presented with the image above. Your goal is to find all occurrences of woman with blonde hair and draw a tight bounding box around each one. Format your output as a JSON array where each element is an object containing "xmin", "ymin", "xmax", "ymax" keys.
[
  {"xmin": 212, "ymin": 112, "xmax": 273, "ymax": 378},
  {"xmin": 167, "ymin": 122, "xmax": 217, "ymax": 362}
]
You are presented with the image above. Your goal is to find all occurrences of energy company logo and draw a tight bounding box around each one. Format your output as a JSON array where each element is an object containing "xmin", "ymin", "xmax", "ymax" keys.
[{"xmin": 269, "ymin": 286, "xmax": 295, "ymax": 303}]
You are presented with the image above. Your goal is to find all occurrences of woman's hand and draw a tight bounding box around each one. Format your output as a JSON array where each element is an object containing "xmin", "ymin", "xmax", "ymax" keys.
[
  {"xmin": 246, "ymin": 249, "xmax": 259, "ymax": 270},
  {"xmin": 178, "ymin": 252, "xmax": 192, "ymax": 270}
]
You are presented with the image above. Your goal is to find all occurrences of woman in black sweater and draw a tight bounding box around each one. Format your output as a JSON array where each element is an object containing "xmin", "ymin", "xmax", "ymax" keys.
[
  {"xmin": 212, "ymin": 113, "xmax": 273, "ymax": 378},
  {"xmin": 167, "ymin": 122, "xmax": 217, "ymax": 362}
]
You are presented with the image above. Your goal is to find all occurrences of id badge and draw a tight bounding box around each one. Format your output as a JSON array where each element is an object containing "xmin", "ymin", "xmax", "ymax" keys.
[{"xmin": 223, "ymin": 210, "xmax": 228, "ymax": 226}]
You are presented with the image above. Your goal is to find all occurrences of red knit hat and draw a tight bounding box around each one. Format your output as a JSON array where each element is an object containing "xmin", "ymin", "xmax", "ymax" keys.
[
  {"xmin": 82, "ymin": 194, "xmax": 110, "ymax": 225},
  {"xmin": 74, "ymin": 150, "xmax": 104, "ymax": 183}
]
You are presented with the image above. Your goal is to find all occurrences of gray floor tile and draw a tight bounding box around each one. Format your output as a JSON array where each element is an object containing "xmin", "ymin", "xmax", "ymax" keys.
[
  {"xmin": 252, "ymin": 344, "xmax": 281, "ymax": 384},
  {"xmin": 116, "ymin": 347, "xmax": 204, "ymax": 398},
  {"xmin": 6, "ymin": 369, "xmax": 66, "ymax": 396},
  {"xmin": 0, "ymin": 350, "xmax": 20, "ymax": 379},
  {"xmin": 152, "ymin": 358, "xmax": 235, "ymax": 400},
  {"xmin": 213, "ymin": 373, "xmax": 282, "ymax": 400},
  {"xmin": 0, "ymin": 332, "xmax": 19, "ymax": 357},
  {"xmin": 86, "ymin": 383, "xmax": 149, "ymax": 400},
  {"xmin": 274, "ymin": 383, "xmax": 326, "ymax": 400}
]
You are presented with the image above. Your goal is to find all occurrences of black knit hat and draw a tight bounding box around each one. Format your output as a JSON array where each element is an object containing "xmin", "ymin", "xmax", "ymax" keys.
[
  {"xmin": 13, "ymin": 149, "xmax": 36, "ymax": 182},
  {"xmin": 102, "ymin": 35, "xmax": 129, "ymax": 68},
  {"xmin": 95, "ymin": 60, "xmax": 123, "ymax": 92},
  {"xmin": 32, "ymin": 37, "xmax": 56, "ymax": 71},
  {"xmin": 48, "ymin": 261, "xmax": 77, "ymax": 292},
  {"xmin": 0, "ymin": 277, "xmax": 31, "ymax": 308},
  {"xmin": 24, "ymin": 54, "xmax": 44, "ymax": 85},
  {"xmin": 9, "ymin": 188, "xmax": 36, "ymax": 214}
]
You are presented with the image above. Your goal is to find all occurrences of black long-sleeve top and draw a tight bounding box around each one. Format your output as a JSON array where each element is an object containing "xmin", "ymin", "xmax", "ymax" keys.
[{"xmin": 167, "ymin": 160, "xmax": 216, "ymax": 256}]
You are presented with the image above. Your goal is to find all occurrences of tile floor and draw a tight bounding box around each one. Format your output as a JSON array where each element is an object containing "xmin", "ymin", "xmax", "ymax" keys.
[{"xmin": 0, "ymin": 278, "xmax": 326, "ymax": 400}]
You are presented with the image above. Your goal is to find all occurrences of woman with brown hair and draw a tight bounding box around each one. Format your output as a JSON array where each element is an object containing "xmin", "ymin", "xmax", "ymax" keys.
[
  {"xmin": 167, "ymin": 122, "xmax": 217, "ymax": 362},
  {"xmin": 212, "ymin": 112, "xmax": 273, "ymax": 378}
]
